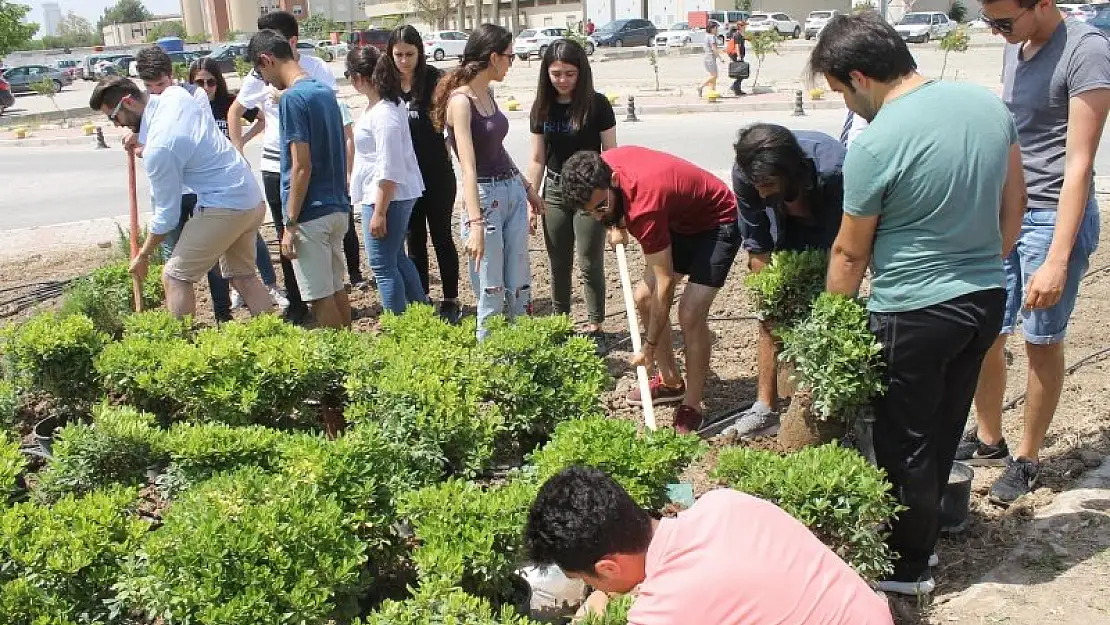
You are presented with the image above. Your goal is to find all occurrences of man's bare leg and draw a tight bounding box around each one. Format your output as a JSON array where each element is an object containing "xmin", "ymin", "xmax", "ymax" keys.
[
  {"xmin": 335, "ymin": 288, "xmax": 352, "ymax": 328},
  {"xmin": 677, "ymin": 284, "xmax": 718, "ymax": 410},
  {"xmin": 1017, "ymin": 341, "xmax": 1066, "ymax": 461},
  {"xmin": 163, "ymin": 273, "xmax": 197, "ymax": 318},
  {"xmin": 633, "ymin": 277, "xmax": 681, "ymax": 385},
  {"xmin": 972, "ymin": 335, "xmax": 1008, "ymax": 445},
  {"xmin": 310, "ymin": 293, "xmax": 344, "ymax": 329},
  {"xmin": 230, "ymin": 274, "xmax": 275, "ymax": 317}
]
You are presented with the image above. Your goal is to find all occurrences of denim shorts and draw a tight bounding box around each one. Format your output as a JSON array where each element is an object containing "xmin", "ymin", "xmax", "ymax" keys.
[{"xmin": 1002, "ymin": 203, "xmax": 1100, "ymax": 344}]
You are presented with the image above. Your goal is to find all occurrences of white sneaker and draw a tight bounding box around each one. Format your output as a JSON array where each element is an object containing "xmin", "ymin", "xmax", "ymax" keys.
[
  {"xmin": 268, "ymin": 286, "xmax": 289, "ymax": 309},
  {"xmin": 929, "ymin": 553, "xmax": 939, "ymax": 567},
  {"xmin": 231, "ymin": 289, "xmax": 244, "ymax": 309}
]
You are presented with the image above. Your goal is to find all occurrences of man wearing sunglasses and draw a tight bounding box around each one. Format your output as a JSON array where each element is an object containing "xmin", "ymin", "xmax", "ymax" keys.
[
  {"xmin": 89, "ymin": 76, "xmax": 274, "ymax": 320},
  {"xmin": 963, "ymin": 0, "xmax": 1110, "ymax": 506}
]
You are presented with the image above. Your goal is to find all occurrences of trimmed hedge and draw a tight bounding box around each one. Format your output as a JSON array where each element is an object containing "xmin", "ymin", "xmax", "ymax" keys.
[
  {"xmin": 0, "ymin": 437, "xmax": 24, "ymax": 502},
  {"xmin": 1, "ymin": 312, "xmax": 106, "ymax": 404},
  {"xmin": 359, "ymin": 583, "xmax": 539, "ymax": 625},
  {"xmin": 744, "ymin": 249, "xmax": 827, "ymax": 328},
  {"xmin": 61, "ymin": 259, "xmax": 165, "ymax": 338}
]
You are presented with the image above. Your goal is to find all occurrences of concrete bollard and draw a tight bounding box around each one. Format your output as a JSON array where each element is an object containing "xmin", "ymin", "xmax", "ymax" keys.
[
  {"xmin": 625, "ymin": 95, "xmax": 639, "ymax": 122},
  {"xmin": 95, "ymin": 126, "xmax": 108, "ymax": 149},
  {"xmin": 793, "ymin": 90, "xmax": 805, "ymax": 117}
]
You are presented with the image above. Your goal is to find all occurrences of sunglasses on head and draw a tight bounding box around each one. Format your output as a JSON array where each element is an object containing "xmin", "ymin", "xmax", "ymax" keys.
[
  {"xmin": 978, "ymin": 8, "xmax": 1029, "ymax": 34},
  {"xmin": 194, "ymin": 77, "xmax": 217, "ymax": 88}
]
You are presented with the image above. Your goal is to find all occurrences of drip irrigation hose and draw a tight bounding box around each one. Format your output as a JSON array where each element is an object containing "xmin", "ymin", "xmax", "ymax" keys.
[{"xmin": 1001, "ymin": 345, "xmax": 1110, "ymax": 411}]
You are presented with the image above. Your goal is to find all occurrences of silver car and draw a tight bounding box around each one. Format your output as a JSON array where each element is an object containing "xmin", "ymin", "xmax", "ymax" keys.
[{"xmin": 1, "ymin": 65, "xmax": 72, "ymax": 94}]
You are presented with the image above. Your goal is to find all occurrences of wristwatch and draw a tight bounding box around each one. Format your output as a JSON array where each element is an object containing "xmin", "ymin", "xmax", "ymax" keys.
[{"xmin": 285, "ymin": 218, "xmax": 299, "ymax": 228}]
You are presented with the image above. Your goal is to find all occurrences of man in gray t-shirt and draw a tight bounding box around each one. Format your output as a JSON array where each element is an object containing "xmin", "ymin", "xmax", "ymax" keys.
[{"xmin": 965, "ymin": 3, "xmax": 1110, "ymax": 506}]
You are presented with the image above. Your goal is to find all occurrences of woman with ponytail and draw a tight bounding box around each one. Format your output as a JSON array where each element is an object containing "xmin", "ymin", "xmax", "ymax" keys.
[{"xmin": 432, "ymin": 23, "xmax": 545, "ymax": 340}]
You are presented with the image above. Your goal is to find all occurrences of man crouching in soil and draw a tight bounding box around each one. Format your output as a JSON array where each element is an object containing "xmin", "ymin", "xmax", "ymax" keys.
[
  {"xmin": 525, "ymin": 466, "xmax": 894, "ymax": 625},
  {"xmin": 560, "ymin": 147, "xmax": 739, "ymax": 433}
]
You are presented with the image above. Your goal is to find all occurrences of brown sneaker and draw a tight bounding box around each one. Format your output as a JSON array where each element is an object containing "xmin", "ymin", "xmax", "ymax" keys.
[
  {"xmin": 626, "ymin": 373, "xmax": 686, "ymax": 406},
  {"xmin": 673, "ymin": 404, "xmax": 704, "ymax": 435}
]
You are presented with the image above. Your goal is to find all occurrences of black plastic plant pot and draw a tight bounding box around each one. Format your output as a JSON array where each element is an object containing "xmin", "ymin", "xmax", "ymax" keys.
[
  {"xmin": 939, "ymin": 461, "xmax": 974, "ymax": 534},
  {"xmin": 32, "ymin": 414, "xmax": 64, "ymax": 457}
]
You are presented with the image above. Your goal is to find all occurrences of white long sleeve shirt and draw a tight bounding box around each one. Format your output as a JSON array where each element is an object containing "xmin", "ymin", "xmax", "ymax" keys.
[{"xmin": 350, "ymin": 99, "xmax": 425, "ymax": 206}]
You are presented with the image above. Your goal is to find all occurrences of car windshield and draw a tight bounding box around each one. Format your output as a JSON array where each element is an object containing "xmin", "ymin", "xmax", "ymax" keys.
[
  {"xmin": 208, "ymin": 43, "xmax": 235, "ymax": 57},
  {"xmin": 809, "ymin": 11, "xmax": 832, "ymax": 18},
  {"xmin": 900, "ymin": 13, "xmax": 932, "ymax": 24},
  {"xmin": 671, "ymin": 22, "xmax": 689, "ymax": 29},
  {"xmin": 520, "ymin": 29, "xmax": 536, "ymax": 36},
  {"xmin": 597, "ymin": 20, "xmax": 627, "ymax": 32}
]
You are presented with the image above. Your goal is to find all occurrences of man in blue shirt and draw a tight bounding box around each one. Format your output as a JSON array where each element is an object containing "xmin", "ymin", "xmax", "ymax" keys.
[
  {"xmin": 708, "ymin": 124, "xmax": 844, "ymax": 439},
  {"xmin": 89, "ymin": 76, "xmax": 273, "ymax": 319},
  {"xmin": 248, "ymin": 28, "xmax": 352, "ymax": 329}
]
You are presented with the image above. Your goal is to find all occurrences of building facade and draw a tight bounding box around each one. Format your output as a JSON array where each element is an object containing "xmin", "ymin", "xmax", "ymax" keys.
[
  {"xmin": 361, "ymin": 0, "xmax": 585, "ymax": 34},
  {"xmin": 101, "ymin": 15, "xmax": 185, "ymax": 47},
  {"xmin": 180, "ymin": 0, "xmax": 306, "ymax": 41},
  {"xmin": 42, "ymin": 2, "xmax": 62, "ymax": 37}
]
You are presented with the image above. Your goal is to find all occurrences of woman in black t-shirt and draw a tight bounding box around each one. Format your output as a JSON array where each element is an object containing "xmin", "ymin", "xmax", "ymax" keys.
[
  {"xmin": 379, "ymin": 25, "xmax": 462, "ymax": 323},
  {"xmin": 526, "ymin": 40, "xmax": 617, "ymax": 337}
]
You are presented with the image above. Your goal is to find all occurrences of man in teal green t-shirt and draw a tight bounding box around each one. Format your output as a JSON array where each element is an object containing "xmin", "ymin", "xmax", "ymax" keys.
[{"xmin": 808, "ymin": 14, "xmax": 1027, "ymax": 597}]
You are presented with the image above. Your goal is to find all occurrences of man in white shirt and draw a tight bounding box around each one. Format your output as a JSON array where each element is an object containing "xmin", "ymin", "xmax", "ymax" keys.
[
  {"xmin": 229, "ymin": 10, "xmax": 343, "ymax": 324},
  {"xmin": 90, "ymin": 76, "xmax": 273, "ymax": 319}
]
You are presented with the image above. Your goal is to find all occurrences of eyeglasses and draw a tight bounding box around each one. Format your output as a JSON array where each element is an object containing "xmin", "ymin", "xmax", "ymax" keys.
[
  {"xmin": 108, "ymin": 96, "xmax": 127, "ymax": 122},
  {"xmin": 193, "ymin": 78, "xmax": 217, "ymax": 88},
  {"xmin": 500, "ymin": 51, "xmax": 515, "ymax": 66},
  {"xmin": 978, "ymin": 8, "xmax": 1030, "ymax": 34}
]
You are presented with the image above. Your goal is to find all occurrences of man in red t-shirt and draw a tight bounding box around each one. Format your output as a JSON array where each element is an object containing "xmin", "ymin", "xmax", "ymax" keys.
[{"xmin": 561, "ymin": 147, "xmax": 740, "ymax": 433}]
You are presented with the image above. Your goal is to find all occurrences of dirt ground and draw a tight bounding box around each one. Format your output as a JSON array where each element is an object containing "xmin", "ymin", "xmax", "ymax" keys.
[{"xmin": 2, "ymin": 201, "xmax": 1109, "ymax": 625}]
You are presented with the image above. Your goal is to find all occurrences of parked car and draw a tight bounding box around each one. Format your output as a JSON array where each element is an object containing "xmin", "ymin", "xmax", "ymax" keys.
[
  {"xmin": 347, "ymin": 29, "xmax": 392, "ymax": 51},
  {"xmin": 894, "ymin": 11, "xmax": 955, "ymax": 43},
  {"xmin": 654, "ymin": 21, "xmax": 709, "ymax": 47},
  {"xmin": 424, "ymin": 30, "xmax": 469, "ymax": 61},
  {"xmin": 1, "ymin": 65, "xmax": 72, "ymax": 94},
  {"xmin": 1060, "ymin": 3, "xmax": 1098, "ymax": 19},
  {"xmin": 129, "ymin": 51, "xmax": 201, "ymax": 78},
  {"xmin": 83, "ymin": 53, "xmax": 128, "ymax": 80},
  {"xmin": 1089, "ymin": 7, "xmax": 1110, "ymax": 33},
  {"xmin": 590, "ymin": 18, "xmax": 657, "ymax": 48},
  {"xmin": 206, "ymin": 43, "xmax": 250, "ymax": 74},
  {"xmin": 746, "ymin": 12, "xmax": 802, "ymax": 38},
  {"xmin": 52, "ymin": 58, "xmax": 83, "ymax": 80},
  {"xmin": 0, "ymin": 76, "xmax": 13, "ymax": 115},
  {"xmin": 113, "ymin": 55, "xmax": 135, "ymax": 75},
  {"xmin": 513, "ymin": 28, "xmax": 568, "ymax": 59},
  {"xmin": 309, "ymin": 39, "xmax": 348, "ymax": 61},
  {"xmin": 804, "ymin": 9, "xmax": 840, "ymax": 39}
]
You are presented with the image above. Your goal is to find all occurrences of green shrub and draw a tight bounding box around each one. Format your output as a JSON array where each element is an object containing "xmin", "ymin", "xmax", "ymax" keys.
[
  {"xmin": 528, "ymin": 418, "xmax": 705, "ymax": 509},
  {"xmin": 0, "ymin": 486, "xmax": 146, "ymax": 625},
  {"xmin": 115, "ymin": 467, "xmax": 367, "ymax": 625},
  {"xmin": 95, "ymin": 332, "xmax": 187, "ymax": 415},
  {"xmin": 1, "ymin": 312, "xmax": 106, "ymax": 404},
  {"xmin": 711, "ymin": 444, "xmax": 900, "ymax": 581},
  {"xmin": 61, "ymin": 259, "xmax": 164, "ymax": 338},
  {"xmin": 359, "ymin": 582, "xmax": 538, "ymax": 625},
  {"xmin": 778, "ymin": 293, "xmax": 885, "ymax": 419},
  {"xmin": 122, "ymin": 309, "xmax": 191, "ymax": 341},
  {"xmin": 580, "ymin": 593, "xmax": 634, "ymax": 625},
  {"xmin": 399, "ymin": 479, "xmax": 538, "ymax": 603},
  {"xmin": 34, "ymin": 404, "xmax": 163, "ymax": 502},
  {"xmin": 744, "ymin": 249, "xmax": 827, "ymax": 327},
  {"xmin": 154, "ymin": 421, "xmax": 285, "ymax": 497},
  {"xmin": 0, "ymin": 437, "xmax": 24, "ymax": 502},
  {"xmin": 0, "ymin": 379, "xmax": 16, "ymax": 431}
]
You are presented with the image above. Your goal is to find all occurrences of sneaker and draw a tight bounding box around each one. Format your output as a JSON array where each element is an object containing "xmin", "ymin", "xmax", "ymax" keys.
[
  {"xmin": 989, "ymin": 456, "xmax": 1040, "ymax": 506},
  {"xmin": 673, "ymin": 404, "xmax": 704, "ymax": 435},
  {"xmin": 955, "ymin": 429, "xmax": 1009, "ymax": 466},
  {"xmin": 282, "ymin": 305, "xmax": 312, "ymax": 327},
  {"xmin": 626, "ymin": 373, "xmax": 686, "ymax": 407},
  {"xmin": 268, "ymin": 286, "xmax": 290, "ymax": 310},
  {"xmin": 230, "ymin": 289, "xmax": 244, "ymax": 310},
  {"xmin": 720, "ymin": 401, "xmax": 779, "ymax": 439},
  {"xmin": 877, "ymin": 576, "xmax": 936, "ymax": 596},
  {"xmin": 928, "ymin": 553, "xmax": 939, "ymax": 568},
  {"xmin": 439, "ymin": 300, "xmax": 462, "ymax": 325}
]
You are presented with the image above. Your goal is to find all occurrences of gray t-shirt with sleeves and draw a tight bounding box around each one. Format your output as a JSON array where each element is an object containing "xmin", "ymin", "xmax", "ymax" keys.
[{"xmin": 1002, "ymin": 19, "xmax": 1110, "ymax": 210}]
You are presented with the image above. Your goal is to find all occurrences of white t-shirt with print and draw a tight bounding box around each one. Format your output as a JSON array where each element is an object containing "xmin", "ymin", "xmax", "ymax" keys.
[{"xmin": 236, "ymin": 53, "xmax": 337, "ymax": 172}]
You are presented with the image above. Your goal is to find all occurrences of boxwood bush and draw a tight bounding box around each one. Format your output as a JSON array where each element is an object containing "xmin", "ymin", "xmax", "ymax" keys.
[
  {"xmin": 61, "ymin": 259, "xmax": 165, "ymax": 338},
  {"xmin": 711, "ymin": 443, "xmax": 900, "ymax": 581},
  {"xmin": 0, "ymin": 379, "xmax": 16, "ymax": 431},
  {"xmin": 0, "ymin": 437, "xmax": 24, "ymax": 502},
  {"xmin": 154, "ymin": 421, "xmax": 285, "ymax": 497},
  {"xmin": 528, "ymin": 418, "xmax": 705, "ymax": 510},
  {"xmin": 744, "ymin": 249, "xmax": 828, "ymax": 327},
  {"xmin": 359, "ymin": 582, "xmax": 539, "ymax": 625},
  {"xmin": 581, "ymin": 593, "xmax": 634, "ymax": 625},
  {"xmin": 122, "ymin": 309, "xmax": 192, "ymax": 341},
  {"xmin": 0, "ymin": 486, "xmax": 146, "ymax": 625},
  {"xmin": 1, "ymin": 312, "xmax": 106, "ymax": 404},
  {"xmin": 115, "ymin": 466, "xmax": 367, "ymax": 625},
  {"xmin": 398, "ymin": 478, "xmax": 538, "ymax": 604}
]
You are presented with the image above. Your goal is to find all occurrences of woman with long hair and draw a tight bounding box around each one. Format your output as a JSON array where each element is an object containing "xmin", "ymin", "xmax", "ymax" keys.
[
  {"xmin": 526, "ymin": 40, "xmax": 616, "ymax": 338},
  {"xmin": 187, "ymin": 57, "xmax": 287, "ymax": 318},
  {"xmin": 432, "ymin": 23, "xmax": 545, "ymax": 340},
  {"xmin": 346, "ymin": 46, "xmax": 428, "ymax": 315},
  {"xmin": 698, "ymin": 22, "xmax": 728, "ymax": 98},
  {"xmin": 379, "ymin": 24, "xmax": 461, "ymax": 323}
]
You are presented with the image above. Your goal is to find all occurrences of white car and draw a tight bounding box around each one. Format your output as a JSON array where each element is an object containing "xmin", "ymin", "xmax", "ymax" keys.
[
  {"xmin": 424, "ymin": 30, "xmax": 469, "ymax": 61},
  {"xmin": 305, "ymin": 39, "xmax": 348, "ymax": 62},
  {"xmin": 653, "ymin": 21, "xmax": 708, "ymax": 47},
  {"xmin": 894, "ymin": 11, "xmax": 955, "ymax": 43},
  {"xmin": 513, "ymin": 28, "xmax": 568, "ymax": 59},
  {"xmin": 1060, "ymin": 3, "xmax": 1098, "ymax": 20},
  {"xmin": 804, "ymin": 9, "xmax": 840, "ymax": 39},
  {"xmin": 745, "ymin": 12, "xmax": 802, "ymax": 39}
]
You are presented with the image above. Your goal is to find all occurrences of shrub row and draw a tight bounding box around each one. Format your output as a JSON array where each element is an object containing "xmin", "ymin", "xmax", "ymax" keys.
[
  {"xmin": 60, "ymin": 259, "xmax": 165, "ymax": 338},
  {"xmin": 0, "ymin": 437, "xmax": 23, "ymax": 502},
  {"xmin": 1, "ymin": 312, "xmax": 107, "ymax": 405},
  {"xmin": 744, "ymin": 249, "xmax": 828, "ymax": 327},
  {"xmin": 358, "ymin": 582, "xmax": 539, "ymax": 625}
]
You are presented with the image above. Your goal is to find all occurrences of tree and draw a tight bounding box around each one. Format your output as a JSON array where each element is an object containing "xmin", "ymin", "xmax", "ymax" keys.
[
  {"xmin": 300, "ymin": 13, "xmax": 340, "ymax": 39},
  {"xmin": 58, "ymin": 10, "xmax": 92, "ymax": 38},
  {"xmin": 96, "ymin": 0, "xmax": 152, "ymax": 33},
  {"xmin": 947, "ymin": 1, "xmax": 968, "ymax": 22},
  {"xmin": 411, "ymin": 0, "xmax": 453, "ymax": 29},
  {"xmin": 0, "ymin": 1, "xmax": 37, "ymax": 55},
  {"xmin": 939, "ymin": 25, "xmax": 970, "ymax": 79},
  {"xmin": 146, "ymin": 20, "xmax": 185, "ymax": 42},
  {"xmin": 30, "ymin": 76, "xmax": 62, "ymax": 121},
  {"xmin": 748, "ymin": 30, "xmax": 781, "ymax": 88}
]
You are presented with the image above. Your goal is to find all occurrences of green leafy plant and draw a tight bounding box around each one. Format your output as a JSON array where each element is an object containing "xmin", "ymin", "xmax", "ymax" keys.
[
  {"xmin": 122, "ymin": 309, "xmax": 191, "ymax": 341},
  {"xmin": 61, "ymin": 258, "xmax": 165, "ymax": 338},
  {"xmin": 528, "ymin": 418, "xmax": 705, "ymax": 510},
  {"xmin": 30, "ymin": 76, "xmax": 61, "ymax": 121},
  {"xmin": 939, "ymin": 24, "xmax": 971, "ymax": 79},
  {"xmin": 399, "ymin": 479, "xmax": 538, "ymax": 603},
  {"xmin": 778, "ymin": 293, "xmax": 885, "ymax": 420},
  {"xmin": 580, "ymin": 593, "xmax": 634, "ymax": 625},
  {"xmin": 154, "ymin": 421, "xmax": 284, "ymax": 497},
  {"xmin": 359, "ymin": 581, "xmax": 539, "ymax": 625},
  {"xmin": 947, "ymin": 1, "xmax": 968, "ymax": 22},
  {"xmin": 748, "ymin": 30, "xmax": 782, "ymax": 87},
  {"xmin": 0, "ymin": 312, "xmax": 106, "ymax": 405},
  {"xmin": 711, "ymin": 443, "xmax": 900, "ymax": 580},
  {"xmin": 647, "ymin": 48, "xmax": 660, "ymax": 91},
  {"xmin": 115, "ymin": 466, "xmax": 367, "ymax": 624},
  {"xmin": 0, "ymin": 437, "xmax": 24, "ymax": 502},
  {"xmin": 233, "ymin": 55, "xmax": 251, "ymax": 78},
  {"xmin": 744, "ymin": 249, "xmax": 828, "ymax": 328},
  {"xmin": 0, "ymin": 379, "xmax": 16, "ymax": 432},
  {"xmin": 33, "ymin": 404, "xmax": 163, "ymax": 502},
  {"xmin": 0, "ymin": 486, "xmax": 146, "ymax": 625},
  {"xmin": 171, "ymin": 60, "xmax": 189, "ymax": 82}
]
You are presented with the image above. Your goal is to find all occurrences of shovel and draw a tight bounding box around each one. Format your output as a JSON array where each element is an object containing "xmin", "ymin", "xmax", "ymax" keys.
[
  {"xmin": 615, "ymin": 243, "xmax": 655, "ymax": 431},
  {"xmin": 127, "ymin": 150, "xmax": 143, "ymax": 312}
]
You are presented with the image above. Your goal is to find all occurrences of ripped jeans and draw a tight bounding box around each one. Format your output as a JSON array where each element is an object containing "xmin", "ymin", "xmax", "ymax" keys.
[{"xmin": 460, "ymin": 176, "xmax": 532, "ymax": 340}]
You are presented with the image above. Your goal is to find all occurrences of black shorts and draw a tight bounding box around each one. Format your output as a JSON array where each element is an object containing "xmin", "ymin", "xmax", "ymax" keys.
[{"xmin": 670, "ymin": 220, "xmax": 741, "ymax": 288}]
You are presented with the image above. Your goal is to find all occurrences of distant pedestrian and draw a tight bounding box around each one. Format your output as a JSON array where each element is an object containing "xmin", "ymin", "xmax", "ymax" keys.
[
  {"xmin": 586, "ymin": 18, "xmax": 596, "ymax": 35},
  {"xmin": 698, "ymin": 22, "xmax": 728, "ymax": 98},
  {"xmin": 728, "ymin": 20, "xmax": 747, "ymax": 95}
]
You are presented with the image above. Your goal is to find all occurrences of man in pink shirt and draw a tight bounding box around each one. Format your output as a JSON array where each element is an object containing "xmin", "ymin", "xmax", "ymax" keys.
[{"xmin": 525, "ymin": 466, "xmax": 894, "ymax": 625}]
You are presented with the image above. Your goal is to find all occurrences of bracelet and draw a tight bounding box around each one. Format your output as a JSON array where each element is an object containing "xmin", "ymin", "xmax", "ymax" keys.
[
  {"xmin": 644, "ymin": 338, "xmax": 657, "ymax": 347},
  {"xmin": 467, "ymin": 217, "xmax": 485, "ymax": 225}
]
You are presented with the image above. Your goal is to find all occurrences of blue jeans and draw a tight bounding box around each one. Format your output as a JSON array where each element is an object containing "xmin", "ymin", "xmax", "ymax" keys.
[
  {"xmin": 460, "ymin": 178, "xmax": 531, "ymax": 340},
  {"xmin": 1001, "ymin": 201, "xmax": 1100, "ymax": 344},
  {"xmin": 361, "ymin": 199, "xmax": 427, "ymax": 314}
]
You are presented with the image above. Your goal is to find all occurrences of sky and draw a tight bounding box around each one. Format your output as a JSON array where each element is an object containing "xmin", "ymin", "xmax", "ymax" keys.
[{"xmin": 31, "ymin": 0, "xmax": 183, "ymax": 31}]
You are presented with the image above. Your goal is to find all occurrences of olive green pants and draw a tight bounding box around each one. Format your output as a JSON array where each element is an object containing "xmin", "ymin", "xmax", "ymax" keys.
[{"xmin": 542, "ymin": 178, "xmax": 606, "ymax": 324}]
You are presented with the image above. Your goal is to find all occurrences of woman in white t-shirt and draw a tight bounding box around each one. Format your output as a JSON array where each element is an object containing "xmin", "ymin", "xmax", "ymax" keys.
[{"xmin": 346, "ymin": 45, "xmax": 428, "ymax": 314}]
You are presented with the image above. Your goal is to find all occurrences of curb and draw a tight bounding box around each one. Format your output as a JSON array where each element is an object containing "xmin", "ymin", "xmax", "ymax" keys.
[
  {"xmin": 0, "ymin": 135, "xmax": 109, "ymax": 148},
  {"xmin": 3, "ymin": 105, "xmax": 93, "ymax": 123},
  {"xmin": 497, "ymin": 95, "xmax": 842, "ymax": 119}
]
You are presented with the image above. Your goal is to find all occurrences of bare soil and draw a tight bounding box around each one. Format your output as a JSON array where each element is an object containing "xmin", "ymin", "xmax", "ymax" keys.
[{"xmin": 3, "ymin": 203, "xmax": 1110, "ymax": 625}]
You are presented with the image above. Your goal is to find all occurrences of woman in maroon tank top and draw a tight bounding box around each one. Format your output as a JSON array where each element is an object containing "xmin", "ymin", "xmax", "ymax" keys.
[{"xmin": 432, "ymin": 23, "xmax": 546, "ymax": 340}]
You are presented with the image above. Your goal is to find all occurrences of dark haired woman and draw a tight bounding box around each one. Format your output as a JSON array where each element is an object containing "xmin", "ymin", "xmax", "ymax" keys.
[
  {"xmin": 346, "ymin": 46, "xmax": 428, "ymax": 315},
  {"xmin": 379, "ymin": 25, "xmax": 462, "ymax": 323},
  {"xmin": 187, "ymin": 57, "xmax": 287, "ymax": 318},
  {"xmin": 698, "ymin": 22, "xmax": 728, "ymax": 98},
  {"xmin": 432, "ymin": 23, "xmax": 545, "ymax": 340},
  {"xmin": 526, "ymin": 40, "xmax": 616, "ymax": 338}
]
